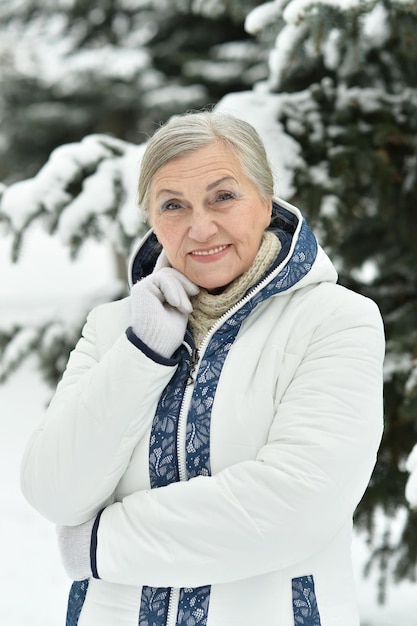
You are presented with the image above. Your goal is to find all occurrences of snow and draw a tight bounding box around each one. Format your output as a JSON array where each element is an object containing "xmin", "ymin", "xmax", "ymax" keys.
[
  {"xmin": 321, "ymin": 29, "xmax": 341, "ymax": 70},
  {"xmin": 269, "ymin": 22, "xmax": 307, "ymax": 87},
  {"xmin": 142, "ymin": 84, "xmax": 207, "ymax": 108},
  {"xmin": 185, "ymin": 60, "xmax": 250, "ymax": 83},
  {"xmin": 0, "ymin": 230, "xmax": 118, "ymax": 624},
  {"xmin": 319, "ymin": 194, "xmax": 339, "ymax": 218},
  {"xmin": 362, "ymin": 4, "xmax": 390, "ymax": 47},
  {"xmin": 245, "ymin": 1, "xmax": 287, "ymax": 36},
  {"xmin": 57, "ymin": 46, "xmax": 150, "ymax": 81},
  {"xmin": 383, "ymin": 351, "xmax": 412, "ymax": 383},
  {"xmin": 405, "ymin": 445, "xmax": 417, "ymax": 507},
  {"xmin": 245, "ymin": 0, "xmax": 402, "ymax": 89},
  {"xmin": 283, "ymin": 0, "xmax": 367, "ymax": 24},
  {"xmin": 1, "ymin": 218, "xmax": 417, "ymax": 625},
  {"xmin": 405, "ymin": 362, "xmax": 417, "ymax": 395},
  {"xmin": 0, "ymin": 134, "xmax": 146, "ymax": 257},
  {"xmin": 1, "ymin": 137, "xmax": 115, "ymax": 230},
  {"xmin": 350, "ymin": 259, "xmax": 380, "ymax": 285},
  {"xmin": 1, "ymin": 10, "xmax": 152, "ymax": 88},
  {"xmin": 190, "ymin": 0, "xmax": 224, "ymax": 19},
  {"xmin": 0, "ymin": 228, "xmax": 115, "ymax": 303},
  {"xmin": 245, "ymin": 0, "xmax": 379, "ymax": 36},
  {"xmin": 0, "ymin": 361, "xmax": 69, "ymax": 626},
  {"xmin": 216, "ymin": 90, "xmax": 304, "ymax": 199}
]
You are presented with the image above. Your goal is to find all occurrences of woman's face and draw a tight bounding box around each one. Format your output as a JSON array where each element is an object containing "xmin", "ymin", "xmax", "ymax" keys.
[{"xmin": 148, "ymin": 141, "xmax": 272, "ymax": 291}]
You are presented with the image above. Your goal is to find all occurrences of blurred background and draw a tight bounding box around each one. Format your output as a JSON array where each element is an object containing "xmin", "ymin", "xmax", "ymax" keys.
[{"xmin": 1, "ymin": 1, "xmax": 416, "ymax": 624}]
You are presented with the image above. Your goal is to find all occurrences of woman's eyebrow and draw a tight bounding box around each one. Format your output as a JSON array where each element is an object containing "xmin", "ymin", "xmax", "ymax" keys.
[
  {"xmin": 156, "ymin": 176, "xmax": 237, "ymax": 198},
  {"xmin": 206, "ymin": 176, "xmax": 237, "ymax": 191},
  {"xmin": 156, "ymin": 188, "xmax": 184, "ymax": 198}
]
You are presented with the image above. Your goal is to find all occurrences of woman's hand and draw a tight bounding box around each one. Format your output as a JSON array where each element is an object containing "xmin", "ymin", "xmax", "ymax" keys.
[{"xmin": 130, "ymin": 251, "xmax": 199, "ymax": 358}]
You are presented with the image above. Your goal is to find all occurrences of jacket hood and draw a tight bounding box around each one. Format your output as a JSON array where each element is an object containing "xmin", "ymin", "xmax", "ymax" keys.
[{"xmin": 127, "ymin": 198, "xmax": 338, "ymax": 296}]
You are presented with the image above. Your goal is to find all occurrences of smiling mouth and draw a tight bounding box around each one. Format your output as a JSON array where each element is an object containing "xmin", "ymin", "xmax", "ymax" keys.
[{"xmin": 190, "ymin": 245, "xmax": 229, "ymax": 257}]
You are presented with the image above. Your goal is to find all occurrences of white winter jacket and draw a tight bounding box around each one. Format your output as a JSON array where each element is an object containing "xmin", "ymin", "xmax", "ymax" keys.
[{"xmin": 21, "ymin": 200, "xmax": 385, "ymax": 626}]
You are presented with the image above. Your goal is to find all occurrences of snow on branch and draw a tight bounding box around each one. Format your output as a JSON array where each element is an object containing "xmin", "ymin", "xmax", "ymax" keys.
[
  {"xmin": 245, "ymin": 0, "xmax": 411, "ymax": 90},
  {"xmin": 0, "ymin": 326, "xmax": 40, "ymax": 383},
  {"xmin": 0, "ymin": 321, "xmax": 78, "ymax": 386},
  {"xmin": 246, "ymin": 0, "xmax": 374, "ymax": 35},
  {"xmin": 245, "ymin": 1, "xmax": 287, "ymax": 35},
  {"xmin": 0, "ymin": 134, "xmax": 148, "ymax": 261},
  {"xmin": 282, "ymin": 0, "xmax": 374, "ymax": 25}
]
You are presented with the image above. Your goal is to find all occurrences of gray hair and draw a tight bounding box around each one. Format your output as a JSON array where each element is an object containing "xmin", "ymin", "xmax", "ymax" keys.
[{"xmin": 138, "ymin": 110, "xmax": 274, "ymax": 215}]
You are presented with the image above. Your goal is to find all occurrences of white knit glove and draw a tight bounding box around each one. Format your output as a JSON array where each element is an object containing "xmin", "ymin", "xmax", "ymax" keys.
[
  {"xmin": 130, "ymin": 251, "xmax": 199, "ymax": 358},
  {"xmin": 56, "ymin": 518, "xmax": 95, "ymax": 581}
]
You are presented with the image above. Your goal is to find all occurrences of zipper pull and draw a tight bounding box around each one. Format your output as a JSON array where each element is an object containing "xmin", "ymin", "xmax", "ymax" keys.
[{"xmin": 184, "ymin": 347, "xmax": 199, "ymax": 386}]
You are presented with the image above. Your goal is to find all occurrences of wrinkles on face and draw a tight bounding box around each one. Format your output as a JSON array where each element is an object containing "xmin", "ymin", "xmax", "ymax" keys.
[{"xmin": 149, "ymin": 142, "xmax": 272, "ymax": 291}]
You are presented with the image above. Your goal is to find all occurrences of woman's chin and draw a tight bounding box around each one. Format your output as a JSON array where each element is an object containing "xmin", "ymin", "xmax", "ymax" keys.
[{"xmin": 194, "ymin": 275, "xmax": 236, "ymax": 293}]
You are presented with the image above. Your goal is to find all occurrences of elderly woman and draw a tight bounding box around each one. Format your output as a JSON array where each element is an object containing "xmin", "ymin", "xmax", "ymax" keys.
[{"xmin": 21, "ymin": 111, "xmax": 385, "ymax": 626}]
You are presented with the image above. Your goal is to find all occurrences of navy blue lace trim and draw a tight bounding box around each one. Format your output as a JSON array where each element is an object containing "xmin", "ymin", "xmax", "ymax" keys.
[
  {"xmin": 66, "ymin": 579, "xmax": 89, "ymax": 626},
  {"xmin": 141, "ymin": 340, "xmax": 215, "ymax": 626},
  {"xmin": 139, "ymin": 586, "xmax": 172, "ymax": 626},
  {"xmin": 263, "ymin": 217, "xmax": 317, "ymax": 299},
  {"xmin": 292, "ymin": 575, "xmax": 322, "ymax": 626},
  {"xmin": 148, "ymin": 353, "xmax": 190, "ymax": 487},
  {"xmin": 177, "ymin": 586, "xmax": 211, "ymax": 625}
]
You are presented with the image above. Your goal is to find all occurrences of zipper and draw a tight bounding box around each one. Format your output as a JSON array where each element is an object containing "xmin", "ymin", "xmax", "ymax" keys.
[
  {"xmin": 166, "ymin": 587, "xmax": 180, "ymax": 626},
  {"xmin": 162, "ymin": 342, "xmax": 198, "ymax": 626},
  {"xmin": 177, "ymin": 341, "xmax": 199, "ymax": 482},
  {"xmin": 183, "ymin": 347, "xmax": 199, "ymax": 386},
  {"xmin": 165, "ymin": 343, "xmax": 199, "ymax": 625},
  {"xmin": 166, "ymin": 341, "xmax": 200, "ymax": 626}
]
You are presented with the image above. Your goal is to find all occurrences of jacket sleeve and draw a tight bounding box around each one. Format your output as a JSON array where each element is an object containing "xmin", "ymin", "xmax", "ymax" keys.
[
  {"xmin": 92, "ymin": 292, "xmax": 385, "ymax": 588},
  {"xmin": 20, "ymin": 302, "xmax": 178, "ymax": 525}
]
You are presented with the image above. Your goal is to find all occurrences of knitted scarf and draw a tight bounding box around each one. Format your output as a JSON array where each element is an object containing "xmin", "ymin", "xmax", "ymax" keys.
[{"xmin": 189, "ymin": 231, "xmax": 281, "ymax": 347}]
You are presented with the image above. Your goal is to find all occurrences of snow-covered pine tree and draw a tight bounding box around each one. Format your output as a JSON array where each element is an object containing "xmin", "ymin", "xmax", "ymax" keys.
[
  {"xmin": 0, "ymin": 0, "xmax": 158, "ymax": 183},
  {"xmin": 242, "ymin": 0, "xmax": 417, "ymax": 600},
  {"xmin": 0, "ymin": 133, "xmax": 143, "ymax": 385},
  {"xmin": 0, "ymin": 0, "xmax": 266, "ymax": 184}
]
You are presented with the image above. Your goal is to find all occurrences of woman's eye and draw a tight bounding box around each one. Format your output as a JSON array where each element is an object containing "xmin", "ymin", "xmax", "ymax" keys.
[
  {"xmin": 216, "ymin": 191, "xmax": 235, "ymax": 202},
  {"xmin": 161, "ymin": 200, "xmax": 182, "ymax": 211}
]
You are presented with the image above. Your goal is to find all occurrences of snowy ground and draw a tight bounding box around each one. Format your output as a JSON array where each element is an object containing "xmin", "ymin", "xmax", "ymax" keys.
[{"xmin": 1, "ymin": 229, "xmax": 416, "ymax": 625}]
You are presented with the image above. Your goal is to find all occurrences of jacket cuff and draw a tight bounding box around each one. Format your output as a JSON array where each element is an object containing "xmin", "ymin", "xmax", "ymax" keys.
[
  {"xmin": 125, "ymin": 327, "xmax": 179, "ymax": 366},
  {"xmin": 90, "ymin": 509, "xmax": 105, "ymax": 579}
]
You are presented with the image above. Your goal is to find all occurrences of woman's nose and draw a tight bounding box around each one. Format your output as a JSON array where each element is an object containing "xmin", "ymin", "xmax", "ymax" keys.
[{"xmin": 188, "ymin": 209, "xmax": 218, "ymax": 242}]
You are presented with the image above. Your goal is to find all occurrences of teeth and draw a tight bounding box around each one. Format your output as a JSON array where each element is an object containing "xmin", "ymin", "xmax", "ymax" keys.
[{"xmin": 192, "ymin": 245, "xmax": 228, "ymax": 256}]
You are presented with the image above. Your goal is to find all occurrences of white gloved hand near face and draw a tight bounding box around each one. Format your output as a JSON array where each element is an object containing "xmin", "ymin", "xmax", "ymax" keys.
[{"xmin": 130, "ymin": 250, "xmax": 199, "ymax": 358}]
